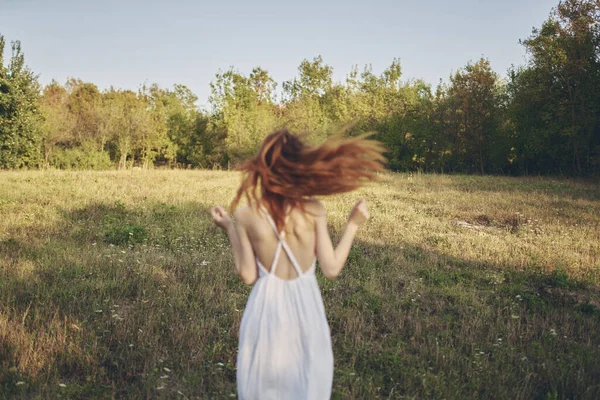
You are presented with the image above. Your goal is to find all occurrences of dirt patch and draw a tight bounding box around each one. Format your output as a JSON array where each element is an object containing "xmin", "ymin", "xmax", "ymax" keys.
[{"xmin": 454, "ymin": 212, "xmax": 543, "ymax": 234}]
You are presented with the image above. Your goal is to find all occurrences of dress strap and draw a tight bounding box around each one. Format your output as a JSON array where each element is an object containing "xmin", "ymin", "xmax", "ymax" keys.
[
  {"xmin": 259, "ymin": 206, "xmax": 303, "ymax": 276},
  {"xmin": 260, "ymin": 206, "xmax": 285, "ymax": 239},
  {"xmin": 279, "ymin": 241, "xmax": 304, "ymax": 276},
  {"xmin": 270, "ymin": 241, "xmax": 283, "ymax": 273}
]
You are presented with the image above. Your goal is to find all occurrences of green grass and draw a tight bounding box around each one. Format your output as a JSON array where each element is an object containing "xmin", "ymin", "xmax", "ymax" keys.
[{"xmin": 1, "ymin": 170, "xmax": 599, "ymax": 399}]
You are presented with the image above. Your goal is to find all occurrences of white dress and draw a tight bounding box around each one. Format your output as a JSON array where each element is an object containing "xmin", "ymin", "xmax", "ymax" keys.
[{"xmin": 236, "ymin": 210, "xmax": 334, "ymax": 400}]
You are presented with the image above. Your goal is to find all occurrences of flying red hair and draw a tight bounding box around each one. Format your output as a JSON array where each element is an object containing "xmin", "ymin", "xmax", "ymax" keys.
[{"xmin": 230, "ymin": 130, "xmax": 387, "ymax": 230}]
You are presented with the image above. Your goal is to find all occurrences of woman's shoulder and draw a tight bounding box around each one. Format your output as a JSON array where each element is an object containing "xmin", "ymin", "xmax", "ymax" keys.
[
  {"xmin": 233, "ymin": 205, "xmax": 256, "ymax": 226},
  {"xmin": 301, "ymin": 198, "xmax": 326, "ymax": 218}
]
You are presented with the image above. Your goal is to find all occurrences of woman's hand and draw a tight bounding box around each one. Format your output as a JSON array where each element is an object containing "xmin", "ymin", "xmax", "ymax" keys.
[
  {"xmin": 211, "ymin": 206, "xmax": 233, "ymax": 230},
  {"xmin": 347, "ymin": 199, "xmax": 369, "ymax": 227}
]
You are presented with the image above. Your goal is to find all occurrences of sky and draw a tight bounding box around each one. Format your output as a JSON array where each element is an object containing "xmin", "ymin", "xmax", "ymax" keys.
[{"xmin": 0, "ymin": 0, "xmax": 558, "ymax": 107}]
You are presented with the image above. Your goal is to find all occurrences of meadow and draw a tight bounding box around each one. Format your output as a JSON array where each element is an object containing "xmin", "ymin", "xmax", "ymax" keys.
[{"xmin": 1, "ymin": 170, "xmax": 599, "ymax": 399}]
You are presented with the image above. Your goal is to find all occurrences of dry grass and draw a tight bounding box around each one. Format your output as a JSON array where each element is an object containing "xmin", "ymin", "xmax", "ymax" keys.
[{"xmin": 0, "ymin": 170, "xmax": 599, "ymax": 399}]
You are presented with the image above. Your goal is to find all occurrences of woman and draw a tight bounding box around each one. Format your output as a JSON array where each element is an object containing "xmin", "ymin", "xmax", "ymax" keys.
[{"xmin": 211, "ymin": 130, "xmax": 385, "ymax": 399}]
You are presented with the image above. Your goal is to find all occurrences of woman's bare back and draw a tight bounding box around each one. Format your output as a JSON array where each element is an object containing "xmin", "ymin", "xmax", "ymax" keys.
[{"xmin": 235, "ymin": 200, "xmax": 322, "ymax": 280}]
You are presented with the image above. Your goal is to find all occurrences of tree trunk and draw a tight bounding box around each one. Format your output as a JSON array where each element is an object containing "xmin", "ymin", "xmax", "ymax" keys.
[
  {"xmin": 568, "ymin": 83, "xmax": 582, "ymax": 175},
  {"xmin": 119, "ymin": 144, "xmax": 128, "ymax": 169},
  {"xmin": 479, "ymin": 149, "xmax": 485, "ymax": 175},
  {"xmin": 573, "ymin": 136, "xmax": 581, "ymax": 175}
]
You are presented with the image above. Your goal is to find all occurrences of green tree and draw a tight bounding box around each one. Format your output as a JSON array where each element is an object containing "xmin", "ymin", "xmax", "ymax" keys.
[
  {"xmin": 148, "ymin": 84, "xmax": 200, "ymax": 166},
  {"xmin": 65, "ymin": 78, "xmax": 101, "ymax": 146},
  {"xmin": 444, "ymin": 58, "xmax": 505, "ymax": 174},
  {"xmin": 0, "ymin": 37, "xmax": 43, "ymax": 168},
  {"xmin": 40, "ymin": 80, "xmax": 75, "ymax": 166},
  {"xmin": 283, "ymin": 56, "xmax": 333, "ymax": 100},
  {"xmin": 281, "ymin": 56, "xmax": 336, "ymax": 139},
  {"xmin": 210, "ymin": 67, "xmax": 279, "ymax": 163},
  {"xmin": 250, "ymin": 67, "xmax": 276, "ymax": 104},
  {"xmin": 512, "ymin": 0, "xmax": 600, "ymax": 174}
]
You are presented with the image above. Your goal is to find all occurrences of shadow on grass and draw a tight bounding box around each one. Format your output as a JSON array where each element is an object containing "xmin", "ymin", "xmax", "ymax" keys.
[
  {"xmin": 322, "ymin": 239, "xmax": 600, "ymax": 399},
  {"xmin": 1, "ymin": 200, "xmax": 600, "ymax": 399},
  {"xmin": 445, "ymin": 174, "xmax": 600, "ymax": 202},
  {"xmin": 1, "ymin": 201, "xmax": 243, "ymax": 398}
]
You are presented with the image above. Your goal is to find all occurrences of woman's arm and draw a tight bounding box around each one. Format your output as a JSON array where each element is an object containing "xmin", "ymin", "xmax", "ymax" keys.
[
  {"xmin": 314, "ymin": 199, "xmax": 369, "ymax": 279},
  {"xmin": 211, "ymin": 206, "xmax": 258, "ymax": 285}
]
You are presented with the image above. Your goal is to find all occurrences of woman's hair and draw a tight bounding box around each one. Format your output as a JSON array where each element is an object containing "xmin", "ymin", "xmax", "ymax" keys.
[{"xmin": 230, "ymin": 129, "xmax": 387, "ymax": 230}]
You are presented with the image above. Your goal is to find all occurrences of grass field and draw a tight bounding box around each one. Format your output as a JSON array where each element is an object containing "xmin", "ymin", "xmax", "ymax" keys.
[{"xmin": 1, "ymin": 170, "xmax": 599, "ymax": 399}]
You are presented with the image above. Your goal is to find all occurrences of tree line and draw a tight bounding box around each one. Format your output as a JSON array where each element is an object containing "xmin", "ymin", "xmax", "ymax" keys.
[{"xmin": 1, "ymin": 0, "xmax": 599, "ymax": 175}]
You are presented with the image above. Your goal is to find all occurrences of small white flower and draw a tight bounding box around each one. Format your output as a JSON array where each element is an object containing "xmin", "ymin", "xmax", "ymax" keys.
[
  {"xmin": 59, "ymin": 383, "xmax": 67, "ymax": 388},
  {"xmin": 163, "ymin": 367, "xmax": 171, "ymax": 372},
  {"xmin": 16, "ymin": 381, "xmax": 25, "ymax": 386}
]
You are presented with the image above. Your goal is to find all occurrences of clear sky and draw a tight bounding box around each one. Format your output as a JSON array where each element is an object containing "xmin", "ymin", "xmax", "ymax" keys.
[{"xmin": 0, "ymin": 0, "xmax": 557, "ymax": 107}]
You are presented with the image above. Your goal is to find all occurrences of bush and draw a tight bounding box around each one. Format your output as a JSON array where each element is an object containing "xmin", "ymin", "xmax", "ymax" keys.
[
  {"xmin": 50, "ymin": 144, "xmax": 113, "ymax": 170},
  {"xmin": 104, "ymin": 224, "xmax": 148, "ymax": 246}
]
